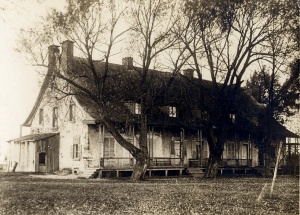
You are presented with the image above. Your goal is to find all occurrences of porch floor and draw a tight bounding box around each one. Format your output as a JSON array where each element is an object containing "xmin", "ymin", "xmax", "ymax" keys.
[
  {"xmin": 97, "ymin": 166, "xmax": 187, "ymax": 178},
  {"xmin": 88, "ymin": 166, "xmax": 260, "ymax": 178}
]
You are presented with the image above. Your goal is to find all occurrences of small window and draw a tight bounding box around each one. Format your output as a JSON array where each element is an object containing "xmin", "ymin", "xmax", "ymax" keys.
[
  {"xmin": 39, "ymin": 109, "xmax": 44, "ymax": 125},
  {"xmin": 52, "ymin": 107, "xmax": 58, "ymax": 127},
  {"xmin": 69, "ymin": 104, "xmax": 76, "ymax": 122},
  {"xmin": 169, "ymin": 106, "xmax": 177, "ymax": 117},
  {"xmin": 39, "ymin": 153, "xmax": 46, "ymax": 165}
]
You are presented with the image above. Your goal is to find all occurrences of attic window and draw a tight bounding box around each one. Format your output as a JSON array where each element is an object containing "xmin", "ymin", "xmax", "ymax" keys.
[
  {"xmin": 69, "ymin": 103, "xmax": 76, "ymax": 122},
  {"xmin": 39, "ymin": 109, "xmax": 44, "ymax": 125},
  {"xmin": 52, "ymin": 107, "xmax": 58, "ymax": 127},
  {"xmin": 169, "ymin": 106, "xmax": 177, "ymax": 118}
]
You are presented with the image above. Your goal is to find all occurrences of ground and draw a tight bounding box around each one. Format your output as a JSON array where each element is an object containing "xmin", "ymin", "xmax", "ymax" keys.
[{"xmin": 0, "ymin": 173, "xmax": 298, "ymax": 215}]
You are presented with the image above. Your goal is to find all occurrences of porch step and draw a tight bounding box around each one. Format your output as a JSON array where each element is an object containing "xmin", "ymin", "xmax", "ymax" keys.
[
  {"xmin": 187, "ymin": 167, "xmax": 206, "ymax": 177},
  {"xmin": 80, "ymin": 168, "xmax": 99, "ymax": 179}
]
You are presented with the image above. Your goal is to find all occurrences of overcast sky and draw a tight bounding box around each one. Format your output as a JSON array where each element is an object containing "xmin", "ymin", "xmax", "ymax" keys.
[{"xmin": 0, "ymin": 0, "xmax": 65, "ymax": 160}]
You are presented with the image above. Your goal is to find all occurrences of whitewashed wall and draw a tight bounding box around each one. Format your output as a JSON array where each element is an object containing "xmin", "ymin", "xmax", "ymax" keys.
[{"xmin": 30, "ymin": 88, "xmax": 92, "ymax": 171}]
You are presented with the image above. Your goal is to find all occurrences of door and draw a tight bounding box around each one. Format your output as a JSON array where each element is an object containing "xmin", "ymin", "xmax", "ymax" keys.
[
  {"xmin": 38, "ymin": 152, "xmax": 46, "ymax": 173},
  {"xmin": 241, "ymin": 144, "xmax": 249, "ymax": 166},
  {"xmin": 171, "ymin": 140, "xmax": 181, "ymax": 165}
]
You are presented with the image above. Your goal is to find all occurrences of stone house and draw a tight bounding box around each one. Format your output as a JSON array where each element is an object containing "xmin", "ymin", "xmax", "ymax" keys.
[{"xmin": 6, "ymin": 40, "xmax": 297, "ymax": 177}]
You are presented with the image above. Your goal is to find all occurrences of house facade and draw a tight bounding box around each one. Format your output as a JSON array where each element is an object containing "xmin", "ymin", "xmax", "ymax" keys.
[{"xmin": 6, "ymin": 40, "xmax": 296, "ymax": 176}]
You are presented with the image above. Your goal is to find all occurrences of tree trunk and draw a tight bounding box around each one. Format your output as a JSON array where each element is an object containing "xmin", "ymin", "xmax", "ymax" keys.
[
  {"xmin": 131, "ymin": 104, "xmax": 149, "ymax": 181},
  {"xmin": 205, "ymin": 152, "xmax": 221, "ymax": 178},
  {"xmin": 103, "ymin": 115, "xmax": 148, "ymax": 181},
  {"xmin": 131, "ymin": 151, "xmax": 148, "ymax": 182},
  {"xmin": 204, "ymin": 126, "xmax": 225, "ymax": 178}
]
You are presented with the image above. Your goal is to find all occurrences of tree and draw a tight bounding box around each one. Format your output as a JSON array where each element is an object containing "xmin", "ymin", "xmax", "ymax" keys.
[
  {"xmin": 247, "ymin": 60, "xmax": 299, "ymax": 175},
  {"xmin": 245, "ymin": 0, "xmax": 299, "ymax": 175},
  {"xmin": 17, "ymin": 0, "xmax": 183, "ymax": 181},
  {"xmin": 120, "ymin": 0, "xmax": 183, "ymax": 179},
  {"xmin": 179, "ymin": 0, "xmax": 299, "ymax": 177}
]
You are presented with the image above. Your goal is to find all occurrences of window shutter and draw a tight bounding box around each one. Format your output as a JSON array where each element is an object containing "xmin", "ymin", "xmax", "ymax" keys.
[{"xmin": 79, "ymin": 145, "xmax": 82, "ymax": 159}]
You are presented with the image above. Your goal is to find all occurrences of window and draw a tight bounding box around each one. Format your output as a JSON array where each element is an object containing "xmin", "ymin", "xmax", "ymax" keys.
[
  {"xmin": 39, "ymin": 109, "xmax": 44, "ymax": 125},
  {"xmin": 71, "ymin": 136, "xmax": 81, "ymax": 159},
  {"xmin": 104, "ymin": 137, "xmax": 115, "ymax": 157},
  {"xmin": 169, "ymin": 106, "xmax": 177, "ymax": 117},
  {"xmin": 72, "ymin": 144, "xmax": 79, "ymax": 159},
  {"xmin": 39, "ymin": 153, "xmax": 46, "ymax": 165},
  {"xmin": 227, "ymin": 142, "xmax": 235, "ymax": 158},
  {"xmin": 52, "ymin": 107, "xmax": 58, "ymax": 127},
  {"xmin": 134, "ymin": 103, "xmax": 141, "ymax": 115},
  {"xmin": 229, "ymin": 113, "xmax": 236, "ymax": 123},
  {"xmin": 69, "ymin": 104, "xmax": 76, "ymax": 122}
]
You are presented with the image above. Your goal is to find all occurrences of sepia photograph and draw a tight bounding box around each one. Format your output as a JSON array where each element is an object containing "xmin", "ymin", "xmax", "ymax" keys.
[{"xmin": 0, "ymin": 0, "xmax": 299, "ymax": 214}]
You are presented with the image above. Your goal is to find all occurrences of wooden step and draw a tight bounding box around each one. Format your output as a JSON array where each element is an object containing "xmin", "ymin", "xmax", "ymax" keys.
[{"xmin": 80, "ymin": 168, "xmax": 99, "ymax": 179}]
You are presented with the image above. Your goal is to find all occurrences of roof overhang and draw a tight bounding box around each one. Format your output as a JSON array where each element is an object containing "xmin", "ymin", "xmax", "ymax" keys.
[{"xmin": 7, "ymin": 133, "xmax": 59, "ymax": 142}]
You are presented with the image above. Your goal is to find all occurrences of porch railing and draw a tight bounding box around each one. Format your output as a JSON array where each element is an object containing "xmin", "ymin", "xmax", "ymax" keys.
[
  {"xmin": 100, "ymin": 157, "xmax": 183, "ymax": 169},
  {"xmin": 221, "ymin": 159, "xmax": 252, "ymax": 167},
  {"xmin": 149, "ymin": 157, "xmax": 182, "ymax": 167},
  {"xmin": 100, "ymin": 157, "xmax": 134, "ymax": 169},
  {"xmin": 189, "ymin": 158, "xmax": 252, "ymax": 167}
]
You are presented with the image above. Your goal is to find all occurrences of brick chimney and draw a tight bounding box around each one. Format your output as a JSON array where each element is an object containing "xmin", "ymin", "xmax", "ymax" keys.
[
  {"xmin": 61, "ymin": 40, "xmax": 74, "ymax": 74},
  {"xmin": 48, "ymin": 45, "xmax": 60, "ymax": 73},
  {"xmin": 183, "ymin": 69, "xmax": 194, "ymax": 79},
  {"xmin": 122, "ymin": 57, "xmax": 133, "ymax": 70}
]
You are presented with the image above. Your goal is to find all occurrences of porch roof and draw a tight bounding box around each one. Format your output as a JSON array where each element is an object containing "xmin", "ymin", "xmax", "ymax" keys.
[{"xmin": 8, "ymin": 133, "xmax": 59, "ymax": 142}]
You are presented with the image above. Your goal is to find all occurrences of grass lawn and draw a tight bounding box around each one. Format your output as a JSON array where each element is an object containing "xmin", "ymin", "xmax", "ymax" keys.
[{"xmin": 0, "ymin": 173, "xmax": 298, "ymax": 215}]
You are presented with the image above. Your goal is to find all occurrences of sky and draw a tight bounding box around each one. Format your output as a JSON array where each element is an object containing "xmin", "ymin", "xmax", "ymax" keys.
[{"xmin": 0, "ymin": 0, "xmax": 65, "ymax": 161}]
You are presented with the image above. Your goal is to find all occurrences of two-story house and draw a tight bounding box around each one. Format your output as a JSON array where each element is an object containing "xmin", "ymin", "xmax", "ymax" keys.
[{"xmin": 7, "ymin": 40, "xmax": 298, "ymax": 177}]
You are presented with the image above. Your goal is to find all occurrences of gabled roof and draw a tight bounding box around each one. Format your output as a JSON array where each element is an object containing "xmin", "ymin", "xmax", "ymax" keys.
[
  {"xmin": 8, "ymin": 133, "xmax": 58, "ymax": 142},
  {"xmin": 22, "ymin": 71, "xmax": 53, "ymax": 127}
]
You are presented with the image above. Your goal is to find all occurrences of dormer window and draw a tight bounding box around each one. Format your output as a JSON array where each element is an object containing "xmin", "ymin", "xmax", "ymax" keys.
[
  {"xmin": 169, "ymin": 106, "xmax": 177, "ymax": 117},
  {"xmin": 134, "ymin": 103, "xmax": 141, "ymax": 115},
  {"xmin": 69, "ymin": 103, "xmax": 76, "ymax": 122},
  {"xmin": 229, "ymin": 113, "xmax": 236, "ymax": 123},
  {"xmin": 125, "ymin": 102, "xmax": 141, "ymax": 115}
]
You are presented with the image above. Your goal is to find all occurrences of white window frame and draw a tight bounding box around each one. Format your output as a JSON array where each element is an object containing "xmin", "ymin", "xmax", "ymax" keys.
[{"xmin": 169, "ymin": 106, "xmax": 177, "ymax": 117}]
